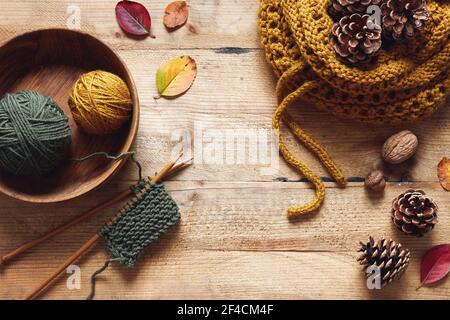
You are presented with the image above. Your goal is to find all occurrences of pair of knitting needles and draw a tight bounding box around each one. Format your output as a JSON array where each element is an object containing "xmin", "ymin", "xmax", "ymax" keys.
[{"xmin": 0, "ymin": 153, "xmax": 191, "ymax": 300}]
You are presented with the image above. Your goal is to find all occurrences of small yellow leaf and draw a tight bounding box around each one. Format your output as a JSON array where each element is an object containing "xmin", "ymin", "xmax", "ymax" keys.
[
  {"xmin": 156, "ymin": 56, "xmax": 196, "ymax": 97},
  {"xmin": 437, "ymin": 157, "xmax": 450, "ymax": 191}
]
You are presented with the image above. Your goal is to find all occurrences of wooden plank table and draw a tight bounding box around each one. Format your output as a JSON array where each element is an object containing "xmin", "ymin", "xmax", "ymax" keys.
[{"xmin": 0, "ymin": 0, "xmax": 449, "ymax": 300}]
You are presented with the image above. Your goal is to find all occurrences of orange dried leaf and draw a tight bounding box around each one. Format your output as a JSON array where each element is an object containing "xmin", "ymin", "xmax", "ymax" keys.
[
  {"xmin": 163, "ymin": 1, "xmax": 189, "ymax": 30},
  {"xmin": 437, "ymin": 157, "xmax": 450, "ymax": 191}
]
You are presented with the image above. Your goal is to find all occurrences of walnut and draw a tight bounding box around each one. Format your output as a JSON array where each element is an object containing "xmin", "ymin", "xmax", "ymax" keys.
[{"xmin": 382, "ymin": 130, "xmax": 418, "ymax": 164}]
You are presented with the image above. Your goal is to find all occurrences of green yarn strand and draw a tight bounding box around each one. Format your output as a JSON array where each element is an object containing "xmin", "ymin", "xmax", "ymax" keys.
[
  {"xmin": 86, "ymin": 258, "xmax": 121, "ymax": 300},
  {"xmin": 0, "ymin": 91, "xmax": 71, "ymax": 176},
  {"xmin": 72, "ymin": 151, "xmax": 143, "ymax": 181}
]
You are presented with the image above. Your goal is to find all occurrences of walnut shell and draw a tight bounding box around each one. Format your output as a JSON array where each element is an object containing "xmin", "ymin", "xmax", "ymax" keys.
[{"xmin": 382, "ymin": 130, "xmax": 418, "ymax": 164}]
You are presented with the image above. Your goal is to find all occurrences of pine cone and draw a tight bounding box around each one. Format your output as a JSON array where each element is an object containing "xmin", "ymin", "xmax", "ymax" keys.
[
  {"xmin": 330, "ymin": 13, "xmax": 382, "ymax": 65},
  {"xmin": 357, "ymin": 236, "xmax": 410, "ymax": 287},
  {"xmin": 329, "ymin": 0, "xmax": 383, "ymax": 19},
  {"xmin": 381, "ymin": 0, "xmax": 429, "ymax": 40},
  {"xmin": 391, "ymin": 189, "xmax": 438, "ymax": 237}
]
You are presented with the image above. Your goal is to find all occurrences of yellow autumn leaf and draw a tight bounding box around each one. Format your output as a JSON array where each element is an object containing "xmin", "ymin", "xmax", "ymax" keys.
[
  {"xmin": 437, "ymin": 157, "xmax": 450, "ymax": 191},
  {"xmin": 156, "ymin": 56, "xmax": 196, "ymax": 97}
]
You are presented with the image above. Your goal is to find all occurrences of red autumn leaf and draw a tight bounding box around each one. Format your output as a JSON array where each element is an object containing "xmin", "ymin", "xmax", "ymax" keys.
[
  {"xmin": 437, "ymin": 157, "xmax": 450, "ymax": 191},
  {"xmin": 163, "ymin": 1, "xmax": 189, "ymax": 30},
  {"xmin": 115, "ymin": 0, "xmax": 151, "ymax": 36},
  {"xmin": 420, "ymin": 244, "xmax": 450, "ymax": 286}
]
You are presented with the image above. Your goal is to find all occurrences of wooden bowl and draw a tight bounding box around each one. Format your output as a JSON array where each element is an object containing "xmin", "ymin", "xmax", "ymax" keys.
[{"xmin": 0, "ymin": 29, "xmax": 139, "ymax": 203}]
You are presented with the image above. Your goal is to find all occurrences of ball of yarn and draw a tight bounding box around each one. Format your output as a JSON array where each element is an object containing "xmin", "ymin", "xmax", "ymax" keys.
[
  {"xmin": 0, "ymin": 91, "xmax": 72, "ymax": 176},
  {"xmin": 69, "ymin": 70, "xmax": 132, "ymax": 135}
]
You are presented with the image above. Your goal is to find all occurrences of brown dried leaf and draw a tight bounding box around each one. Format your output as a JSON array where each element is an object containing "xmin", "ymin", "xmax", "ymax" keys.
[
  {"xmin": 163, "ymin": 1, "xmax": 189, "ymax": 31},
  {"xmin": 437, "ymin": 157, "xmax": 450, "ymax": 191}
]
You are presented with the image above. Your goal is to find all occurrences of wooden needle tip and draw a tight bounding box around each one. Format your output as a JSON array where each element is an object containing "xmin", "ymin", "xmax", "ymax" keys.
[{"xmin": 173, "ymin": 152, "xmax": 184, "ymax": 163}]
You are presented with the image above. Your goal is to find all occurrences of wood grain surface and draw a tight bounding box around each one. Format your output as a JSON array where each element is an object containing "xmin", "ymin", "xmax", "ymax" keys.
[{"xmin": 0, "ymin": 0, "xmax": 449, "ymax": 300}]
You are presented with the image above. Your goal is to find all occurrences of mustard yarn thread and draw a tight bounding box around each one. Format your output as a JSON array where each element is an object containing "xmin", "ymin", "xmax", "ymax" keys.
[{"xmin": 69, "ymin": 70, "xmax": 132, "ymax": 135}]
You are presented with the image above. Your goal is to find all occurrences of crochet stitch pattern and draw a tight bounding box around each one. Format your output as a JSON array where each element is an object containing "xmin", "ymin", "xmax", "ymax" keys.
[
  {"xmin": 259, "ymin": 0, "xmax": 450, "ymax": 218},
  {"xmin": 101, "ymin": 181, "xmax": 180, "ymax": 267}
]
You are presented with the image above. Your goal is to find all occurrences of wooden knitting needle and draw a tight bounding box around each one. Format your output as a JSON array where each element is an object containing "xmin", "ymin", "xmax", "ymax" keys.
[
  {"xmin": 23, "ymin": 233, "xmax": 100, "ymax": 300},
  {"xmin": 23, "ymin": 156, "xmax": 191, "ymax": 300},
  {"xmin": 1, "ymin": 154, "xmax": 189, "ymax": 268},
  {"xmin": 0, "ymin": 189, "xmax": 131, "ymax": 268}
]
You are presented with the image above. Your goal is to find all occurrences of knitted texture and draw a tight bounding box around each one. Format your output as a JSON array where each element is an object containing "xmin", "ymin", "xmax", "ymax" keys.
[
  {"xmin": 259, "ymin": 0, "xmax": 450, "ymax": 218},
  {"xmin": 0, "ymin": 91, "xmax": 71, "ymax": 176},
  {"xmin": 100, "ymin": 181, "xmax": 180, "ymax": 267}
]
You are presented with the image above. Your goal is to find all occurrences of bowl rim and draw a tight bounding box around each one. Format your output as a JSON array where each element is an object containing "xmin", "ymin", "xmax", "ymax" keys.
[{"xmin": 0, "ymin": 28, "xmax": 140, "ymax": 203}]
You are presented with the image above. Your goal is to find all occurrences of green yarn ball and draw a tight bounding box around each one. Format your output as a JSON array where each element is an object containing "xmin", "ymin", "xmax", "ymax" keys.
[{"xmin": 0, "ymin": 91, "xmax": 72, "ymax": 176}]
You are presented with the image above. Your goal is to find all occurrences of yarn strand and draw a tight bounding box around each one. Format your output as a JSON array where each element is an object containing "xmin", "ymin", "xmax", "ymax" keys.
[
  {"xmin": 276, "ymin": 64, "xmax": 346, "ymax": 183},
  {"xmin": 72, "ymin": 151, "xmax": 143, "ymax": 181},
  {"xmin": 273, "ymin": 65, "xmax": 347, "ymax": 219},
  {"xmin": 282, "ymin": 113, "xmax": 347, "ymax": 186},
  {"xmin": 275, "ymin": 62, "xmax": 306, "ymax": 103},
  {"xmin": 86, "ymin": 258, "xmax": 121, "ymax": 300}
]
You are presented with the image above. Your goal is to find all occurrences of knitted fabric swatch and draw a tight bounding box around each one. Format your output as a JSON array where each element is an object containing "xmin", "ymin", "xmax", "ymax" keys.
[
  {"xmin": 100, "ymin": 181, "xmax": 180, "ymax": 267},
  {"xmin": 259, "ymin": 0, "xmax": 450, "ymax": 218}
]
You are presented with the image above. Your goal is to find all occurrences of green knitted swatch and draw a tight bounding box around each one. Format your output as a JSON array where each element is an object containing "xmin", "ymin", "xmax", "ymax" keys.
[{"xmin": 100, "ymin": 181, "xmax": 180, "ymax": 267}]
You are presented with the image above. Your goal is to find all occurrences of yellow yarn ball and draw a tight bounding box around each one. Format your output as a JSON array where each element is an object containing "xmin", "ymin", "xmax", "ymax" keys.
[{"xmin": 69, "ymin": 70, "xmax": 132, "ymax": 135}]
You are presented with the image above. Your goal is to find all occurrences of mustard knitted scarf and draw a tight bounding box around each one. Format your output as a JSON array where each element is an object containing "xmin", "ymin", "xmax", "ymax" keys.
[{"xmin": 259, "ymin": 0, "xmax": 450, "ymax": 218}]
